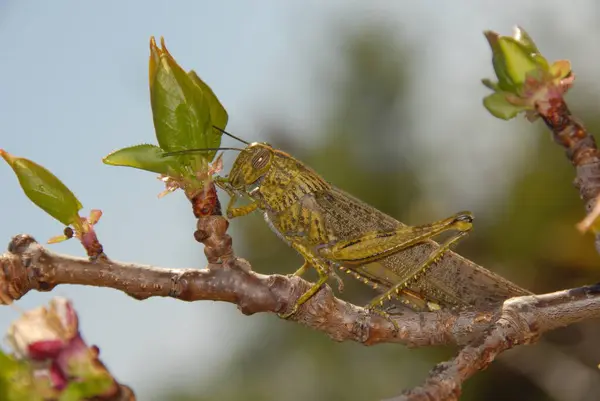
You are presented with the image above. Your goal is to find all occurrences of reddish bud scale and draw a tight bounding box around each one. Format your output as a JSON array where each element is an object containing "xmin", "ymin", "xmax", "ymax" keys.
[
  {"xmin": 191, "ymin": 182, "xmax": 222, "ymax": 218},
  {"xmin": 81, "ymin": 230, "xmax": 104, "ymax": 260},
  {"xmin": 539, "ymin": 98, "xmax": 600, "ymax": 167},
  {"xmin": 536, "ymin": 96, "xmax": 600, "ymax": 231},
  {"xmin": 49, "ymin": 361, "xmax": 69, "ymax": 390},
  {"xmin": 27, "ymin": 339, "xmax": 64, "ymax": 360}
]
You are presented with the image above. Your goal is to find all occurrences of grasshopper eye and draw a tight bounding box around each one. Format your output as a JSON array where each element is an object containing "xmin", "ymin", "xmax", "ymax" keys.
[{"xmin": 251, "ymin": 148, "xmax": 271, "ymax": 170}]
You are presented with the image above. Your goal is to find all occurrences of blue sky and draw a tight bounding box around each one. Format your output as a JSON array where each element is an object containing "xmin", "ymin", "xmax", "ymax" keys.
[
  {"xmin": 0, "ymin": 1, "xmax": 307, "ymax": 395},
  {"xmin": 1, "ymin": 1, "xmax": 597, "ymax": 398}
]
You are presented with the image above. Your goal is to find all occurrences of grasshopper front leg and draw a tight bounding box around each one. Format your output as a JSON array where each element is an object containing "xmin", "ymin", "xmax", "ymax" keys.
[
  {"xmin": 318, "ymin": 211, "xmax": 473, "ymax": 311},
  {"xmin": 226, "ymin": 195, "xmax": 259, "ymax": 218},
  {"xmin": 215, "ymin": 178, "xmax": 260, "ymax": 219}
]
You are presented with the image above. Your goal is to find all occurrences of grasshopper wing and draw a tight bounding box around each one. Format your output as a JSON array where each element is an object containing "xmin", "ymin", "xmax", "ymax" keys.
[{"xmin": 313, "ymin": 188, "xmax": 531, "ymax": 311}]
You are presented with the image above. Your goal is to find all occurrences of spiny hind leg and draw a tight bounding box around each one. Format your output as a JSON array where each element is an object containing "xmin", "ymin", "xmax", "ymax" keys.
[
  {"xmin": 366, "ymin": 229, "xmax": 471, "ymax": 309},
  {"xmin": 317, "ymin": 211, "xmax": 473, "ymax": 264},
  {"xmin": 365, "ymin": 289, "xmax": 438, "ymax": 333},
  {"xmin": 367, "ymin": 307, "xmax": 400, "ymax": 332}
]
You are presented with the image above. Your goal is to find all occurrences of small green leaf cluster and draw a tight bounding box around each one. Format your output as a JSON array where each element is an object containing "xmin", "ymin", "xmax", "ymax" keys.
[
  {"xmin": 1, "ymin": 37, "xmax": 227, "ymax": 242},
  {"xmin": 103, "ymin": 37, "xmax": 228, "ymax": 186},
  {"xmin": 482, "ymin": 27, "xmax": 572, "ymax": 120}
]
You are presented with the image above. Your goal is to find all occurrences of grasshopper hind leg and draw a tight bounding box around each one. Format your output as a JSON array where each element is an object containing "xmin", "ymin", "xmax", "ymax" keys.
[
  {"xmin": 361, "ymin": 213, "xmax": 473, "ymax": 332},
  {"xmin": 366, "ymin": 287, "xmax": 444, "ymax": 334},
  {"xmin": 366, "ymin": 221, "xmax": 472, "ymax": 310}
]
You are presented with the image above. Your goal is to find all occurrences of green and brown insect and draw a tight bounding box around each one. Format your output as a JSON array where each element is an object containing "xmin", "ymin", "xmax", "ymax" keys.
[{"xmin": 167, "ymin": 129, "xmax": 531, "ymax": 321}]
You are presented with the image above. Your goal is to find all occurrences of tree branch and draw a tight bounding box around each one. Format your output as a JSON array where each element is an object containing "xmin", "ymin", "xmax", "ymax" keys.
[
  {"xmin": 392, "ymin": 59, "xmax": 600, "ymax": 401},
  {"xmin": 2, "ymin": 224, "xmax": 600, "ymax": 356},
  {"xmin": 2, "ymin": 187, "xmax": 600, "ymax": 401},
  {"xmin": 3, "ymin": 82, "xmax": 600, "ymax": 401},
  {"xmin": 536, "ymin": 90, "xmax": 600, "ymax": 252},
  {"xmin": 5, "ymin": 99, "xmax": 600, "ymax": 398},
  {"xmin": 0, "ymin": 230, "xmax": 488, "ymax": 348},
  {"xmin": 387, "ymin": 285, "xmax": 600, "ymax": 401}
]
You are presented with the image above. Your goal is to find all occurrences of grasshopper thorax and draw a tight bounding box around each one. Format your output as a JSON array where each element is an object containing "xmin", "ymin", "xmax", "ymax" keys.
[{"xmin": 228, "ymin": 142, "xmax": 275, "ymax": 190}]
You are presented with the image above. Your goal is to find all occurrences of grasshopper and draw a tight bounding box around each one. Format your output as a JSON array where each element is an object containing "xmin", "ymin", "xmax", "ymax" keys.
[{"xmin": 167, "ymin": 129, "xmax": 531, "ymax": 321}]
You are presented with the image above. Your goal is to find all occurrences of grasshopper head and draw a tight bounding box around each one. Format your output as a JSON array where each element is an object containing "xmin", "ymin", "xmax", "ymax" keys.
[{"xmin": 228, "ymin": 142, "xmax": 275, "ymax": 190}]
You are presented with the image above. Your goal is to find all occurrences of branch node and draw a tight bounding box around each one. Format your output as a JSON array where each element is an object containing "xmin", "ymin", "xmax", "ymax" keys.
[{"xmin": 8, "ymin": 234, "xmax": 37, "ymax": 254}]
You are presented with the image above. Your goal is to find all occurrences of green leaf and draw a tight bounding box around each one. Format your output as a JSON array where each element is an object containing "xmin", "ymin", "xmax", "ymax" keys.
[
  {"xmin": 152, "ymin": 66, "xmax": 210, "ymax": 152},
  {"xmin": 0, "ymin": 351, "xmax": 42, "ymax": 401},
  {"xmin": 484, "ymin": 31, "xmax": 515, "ymax": 92},
  {"xmin": 512, "ymin": 26, "xmax": 539, "ymax": 54},
  {"xmin": 47, "ymin": 234, "xmax": 70, "ymax": 244},
  {"xmin": 530, "ymin": 53, "xmax": 549, "ymax": 72},
  {"xmin": 102, "ymin": 144, "xmax": 184, "ymax": 175},
  {"xmin": 188, "ymin": 71, "xmax": 227, "ymax": 160},
  {"xmin": 188, "ymin": 70, "xmax": 228, "ymax": 130},
  {"xmin": 481, "ymin": 78, "xmax": 499, "ymax": 91},
  {"xmin": 498, "ymin": 37, "xmax": 539, "ymax": 86},
  {"xmin": 149, "ymin": 38, "xmax": 212, "ymax": 156},
  {"xmin": 483, "ymin": 93, "xmax": 527, "ymax": 120},
  {"xmin": 58, "ymin": 377, "xmax": 113, "ymax": 401},
  {"xmin": 1, "ymin": 150, "xmax": 82, "ymax": 226}
]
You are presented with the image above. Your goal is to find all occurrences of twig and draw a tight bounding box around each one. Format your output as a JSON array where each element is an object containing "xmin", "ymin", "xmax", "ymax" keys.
[
  {"xmin": 535, "ymin": 93, "xmax": 600, "ymax": 252},
  {"xmin": 386, "ymin": 285, "xmax": 600, "ymax": 401},
  {"xmin": 4, "ymin": 95, "xmax": 600, "ymax": 399},
  {"xmin": 2, "ymin": 200, "xmax": 600, "ymax": 401},
  {"xmin": 394, "ymin": 59, "xmax": 600, "ymax": 401},
  {"xmin": 2, "ymin": 226, "xmax": 600, "ymax": 355},
  {"xmin": 0, "ymin": 230, "xmax": 486, "ymax": 347}
]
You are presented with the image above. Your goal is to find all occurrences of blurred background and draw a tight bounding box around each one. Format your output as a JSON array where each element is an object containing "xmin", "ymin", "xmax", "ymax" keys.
[{"xmin": 1, "ymin": 1, "xmax": 600, "ymax": 400}]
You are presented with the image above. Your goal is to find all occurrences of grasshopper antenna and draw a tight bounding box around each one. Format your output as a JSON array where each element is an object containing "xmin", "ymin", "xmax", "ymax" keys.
[
  {"xmin": 162, "ymin": 147, "xmax": 244, "ymax": 156},
  {"xmin": 212, "ymin": 125, "xmax": 250, "ymax": 145}
]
